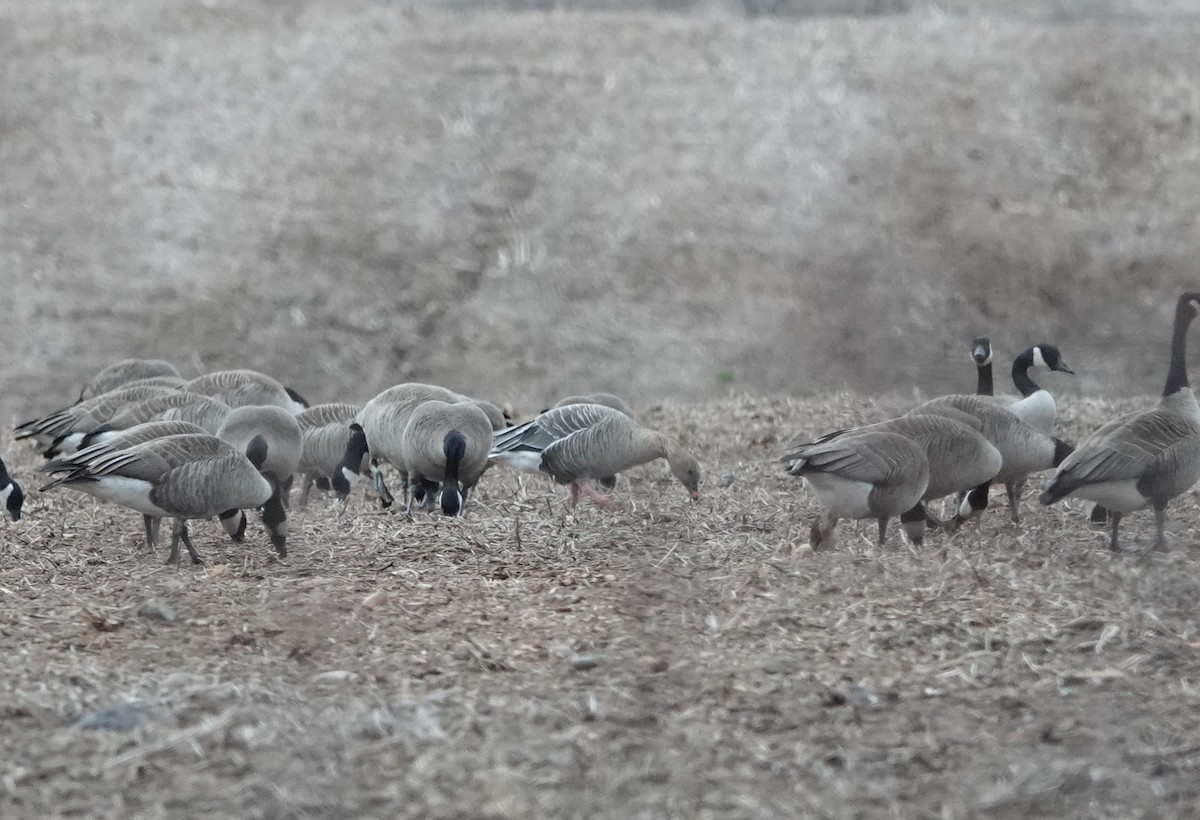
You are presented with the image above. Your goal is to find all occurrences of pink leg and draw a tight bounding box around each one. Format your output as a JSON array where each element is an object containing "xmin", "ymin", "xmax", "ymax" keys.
[
  {"xmin": 569, "ymin": 483, "xmax": 581, "ymax": 507},
  {"xmin": 579, "ymin": 482, "xmax": 613, "ymax": 509}
]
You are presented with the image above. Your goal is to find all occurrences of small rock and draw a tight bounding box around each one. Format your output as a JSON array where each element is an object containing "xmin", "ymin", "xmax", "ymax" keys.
[
  {"xmin": 717, "ymin": 471, "xmax": 737, "ymax": 488},
  {"xmin": 361, "ymin": 591, "xmax": 389, "ymax": 609},
  {"xmin": 207, "ymin": 565, "xmax": 233, "ymax": 579},
  {"xmin": 311, "ymin": 670, "xmax": 362, "ymax": 684},
  {"xmin": 571, "ymin": 654, "xmax": 601, "ymax": 670},
  {"xmin": 73, "ymin": 701, "xmax": 146, "ymax": 731},
  {"xmin": 138, "ymin": 600, "xmax": 176, "ymax": 622},
  {"xmin": 648, "ymin": 658, "xmax": 669, "ymax": 674}
]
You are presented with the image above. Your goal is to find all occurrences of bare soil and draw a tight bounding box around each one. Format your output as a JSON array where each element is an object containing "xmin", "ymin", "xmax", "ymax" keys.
[{"xmin": 2, "ymin": 394, "xmax": 1199, "ymax": 818}]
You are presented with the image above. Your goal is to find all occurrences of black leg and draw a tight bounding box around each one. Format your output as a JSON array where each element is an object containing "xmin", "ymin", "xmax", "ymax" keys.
[
  {"xmin": 179, "ymin": 522, "xmax": 203, "ymax": 565},
  {"xmin": 143, "ymin": 514, "xmax": 160, "ymax": 548},
  {"xmin": 1005, "ymin": 481, "xmax": 1021, "ymax": 524},
  {"xmin": 1153, "ymin": 502, "xmax": 1168, "ymax": 552},
  {"xmin": 1109, "ymin": 511, "xmax": 1123, "ymax": 552},
  {"xmin": 877, "ymin": 516, "xmax": 888, "ymax": 546}
]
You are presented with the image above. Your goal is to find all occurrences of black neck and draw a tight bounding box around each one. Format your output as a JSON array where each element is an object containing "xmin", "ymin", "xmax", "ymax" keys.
[
  {"xmin": 340, "ymin": 427, "xmax": 369, "ymax": 472},
  {"xmin": 975, "ymin": 363, "xmax": 994, "ymax": 396},
  {"xmin": 1011, "ymin": 349, "xmax": 1040, "ymax": 398},
  {"xmin": 1164, "ymin": 296, "xmax": 1198, "ymax": 396}
]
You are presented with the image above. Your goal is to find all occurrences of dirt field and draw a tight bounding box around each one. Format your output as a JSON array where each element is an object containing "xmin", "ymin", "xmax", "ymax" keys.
[
  {"xmin": 2, "ymin": 393, "xmax": 1199, "ymax": 818},
  {"xmin": 5, "ymin": 1, "xmax": 1200, "ymax": 817}
]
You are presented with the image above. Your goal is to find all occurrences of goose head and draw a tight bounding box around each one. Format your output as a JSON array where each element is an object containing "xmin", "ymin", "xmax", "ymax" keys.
[
  {"xmin": 668, "ymin": 450, "xmax": 702, "ymax": 500},
  {"xmin": 1, "ymin": 477, "xmax": 23, "ymax": 522},
  {"xmin": 1030, "ymin": 344, "xmax": 1074, "ymax": 374},
  {"xmin": 970, "ymin": 337, "xmax": 992, "ymax": 366}
]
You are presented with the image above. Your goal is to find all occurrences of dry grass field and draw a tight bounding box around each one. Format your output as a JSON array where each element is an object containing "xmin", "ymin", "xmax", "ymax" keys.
[
  {"xmin": 5, "ymin": 0, "xmax": 1200, "ymax": 817},
  {"xmin": 2, "ymin": 394, "xmax": 1200, "ymax": 818}
]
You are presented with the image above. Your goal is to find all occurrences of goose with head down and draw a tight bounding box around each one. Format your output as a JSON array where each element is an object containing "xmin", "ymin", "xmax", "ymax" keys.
[{"xmin": 489, "ymin": 403, "xmax": 700, "ymax": 508}]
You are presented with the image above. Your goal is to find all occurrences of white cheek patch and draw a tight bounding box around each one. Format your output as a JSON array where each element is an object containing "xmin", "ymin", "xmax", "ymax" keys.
[
  {"xmin": 341, "ymin": 466, "xmax": 361, "ymax": 487},
  {"xmin": 1032, "ymin": 346, "xmax": 1047, "ymax": 370}
]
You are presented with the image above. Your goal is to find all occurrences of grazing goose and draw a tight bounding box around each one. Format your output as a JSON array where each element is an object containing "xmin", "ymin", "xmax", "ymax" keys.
[
  {"xmin": 0, "ymin": 455, "xmax": 24, "ymax": 521},
  {"xmin": 801, "ymin": 414, "xmax": 1003, "ymax": 545},
  {"xmin": 186, "ymin": 370, "xmax": 309, "ymax": 413},
  {"xmin": 332, "ymin": 383, "xmax": 470, "ymax": 505},
  {"xmin": 489, "ymin": 403, "xmax": 701, "ymax": 508},
  {"xmin": 463, "ymin": 398, "xmax": 510, "ymax": 431},
  {"xmin": 783, "ymin": 430, "xmax": 929, "ymax": 549},
  {"xmin": 79, "ymin": 359, "xmax": 182, "ymax": 402},
  {"xmin": 99, "ymin": 392, "xmax": 232, "ymax": 437},
  {"xmin": 400, "ymin": 400, "xmax": 494, "ymax": 515},
  {"xmin": 906, "ymin": 396, "xmax": 1072, "ymax": 524},
  {"xmin": 1041, "ymin": 292, "xmax": 1200, "ymax": 552},
  {"xmin": 42, "ymin": 433, "xmax": 276, "ymax": 565},
  {"xmin": 215, "ymin": 406, "xmax": 301, "ymax": 553},
  {"xmin": 41, "ymin": 420, "xmax": 209, "ymax": 546},
  {"xmin": 550, "ymin": 393, "xmax": 636, "ymax": 419},
  {"xmin": 15, "ymin": 383, "xmax": 185, "ymax": 454},
  {"xmin": 294, "ymin": 403, "xmax": 363, "ymax": 507}
]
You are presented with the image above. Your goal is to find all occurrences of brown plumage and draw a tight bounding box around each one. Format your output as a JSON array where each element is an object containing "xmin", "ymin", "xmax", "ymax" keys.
[
  {"xmin": 490, "ymin": 403, "xmax": 700, "ymax": 508},
  {"xmin": 186, "ymin": 370, "xmax": 308, "ymax": 413},
  {"xmin": 79, "ymin": 359, "xmax": 182, "ymax": 401}
]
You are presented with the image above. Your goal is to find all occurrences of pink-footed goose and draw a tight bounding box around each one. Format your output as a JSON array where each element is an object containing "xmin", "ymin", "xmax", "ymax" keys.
[
  {"xmin": 98, "ymin": 392, "xmax": 232, "ymax": 437},
  {"xmin": 78, "ymin": 359, "xmax": 182, "ymax": 402},
  {"xmin": 489, "ymin": 403, "xmax": 701, "ymax": 508},
  {"xmin": 1041, "ymin": 292, "xmax": 1200, "ymax": 552},
  {"xmin": 15, "ymin": 383, "xmax": 187, "ymax": 455},
  {"xmin": 186, "ymin": 369, "xmax": 309, "ymax": 414}
]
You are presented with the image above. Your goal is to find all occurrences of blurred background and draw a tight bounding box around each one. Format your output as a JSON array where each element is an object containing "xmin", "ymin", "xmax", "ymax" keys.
[{"xmin": 3, "ymin": 0, "xmax": 1199, "ymax": 421}]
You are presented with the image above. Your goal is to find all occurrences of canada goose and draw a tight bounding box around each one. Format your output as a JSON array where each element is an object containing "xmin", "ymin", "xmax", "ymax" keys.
[
  {"xmin": 400, "ymin": 400, "xmax": 494, "ymax": 515},
  {"xmin": 1041, "ymin": 292, "xmax": 1200, "ymax": 552},
  {"xmin": 15, "ymin": 383, "xmax": 185, "ymax": 454},
  {"xmin": 40, "ymin": 420, "xmax": 209, "ymax": 547},
  {"xmin": 186, "ymin": 370, "xmax": 309, "ymax": 414},
  {"xmin": 489, "ymin": 403, "xmax": 701, "ymax": 507},
  {"xmin": 79, "ymin": 359, "xmax": 182, "ymax": 402},
  {"xmin": 294, "ymin": 403, "xmax": 363, "ymax": 507},
  {"xmin": 463, "ymin": 398, "xmax": 509, "ymax": 431},
  {"xmin": 908, "ymin": 386, "xmax": 1073, "ymax": 524},
  {"xmin": 550, "ymin": 393, "xmax": 636, "ymax": 419},
  {"xmin": 215, "ymin": 406, "xmax": 301, "ymax": 553},
  {"xmin": 963, "ymin": 339, "xmax": 1076, "ymax": 518},
  {"xmin": 332, "ymin": 383, "xmax": 469, "ymax": 505},
  {"xmin": 0, "ymin": 455, "xmax": 24, "ymax": 521},
  {"xmin": 100, "ymin": 392, "xmax": 232, "ymax": 437},
  {"xmin": 42, "ymin": 433, "xmax": 276, "ymax": 565},
  {"xmin": 801, "ymin": 414, "xmax": 1004, "ymax": 545},
  {"xmin": 783, "ymin": 430, "xmax": 929, "ymax": 549}
]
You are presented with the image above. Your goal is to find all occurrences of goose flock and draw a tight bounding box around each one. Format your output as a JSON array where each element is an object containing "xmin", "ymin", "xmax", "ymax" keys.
[{"xmin": 2, "ymin": 291, "xmax": 1199, "ymax": 562}]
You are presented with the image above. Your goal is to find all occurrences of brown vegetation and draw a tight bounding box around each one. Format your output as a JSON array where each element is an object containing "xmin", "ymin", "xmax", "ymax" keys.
[{"xmin": 2, "ymin": 394, "xmax": 1199, "ymax": 817}]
